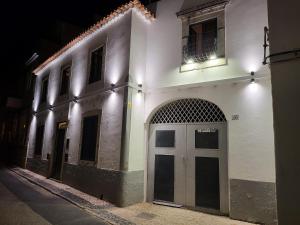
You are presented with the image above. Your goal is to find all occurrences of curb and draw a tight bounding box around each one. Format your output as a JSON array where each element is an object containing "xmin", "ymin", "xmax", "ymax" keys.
[{"xmin": 9, "ymin": 168, "xmax": 135, "ymax": 225}]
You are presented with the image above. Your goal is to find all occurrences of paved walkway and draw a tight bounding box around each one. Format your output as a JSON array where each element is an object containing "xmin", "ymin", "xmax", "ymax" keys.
[
  {"xmin": 10, "ymin": 167, "xmax": 256, "ymax": 225},
  {"xmin": 108, "ymin": 203, "xmax": 256, "ymax": 225}
]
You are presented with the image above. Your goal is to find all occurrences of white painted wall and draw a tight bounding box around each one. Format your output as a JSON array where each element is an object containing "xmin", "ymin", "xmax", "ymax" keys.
[
  {"xmin": 125, "ymin": 10, "xmax": 149, "ymax": 171},
  {"xmin": 145, "ymin": 0, "xmax": 270, "ymax": 89},
  {"xmin": 27, "ymin": 0, "xmax": 276, "ymax": 183},
  {"xmin": 129, "ymin": 9, "xmax": 149, "ymax": 85},
  {"xmin": 29, "ymin": 11, "xmax": 134, "ymax": 171},
  {"xmin": 145, "ymin": 78, "xmax": 275, "ymax": 182},
  {"xmin": 142, "ymin": 0, "xmax": 275, "ymax": 183}
]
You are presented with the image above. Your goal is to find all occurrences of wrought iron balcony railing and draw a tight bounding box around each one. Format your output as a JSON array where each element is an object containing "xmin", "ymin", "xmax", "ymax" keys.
[{"xmin": 184, "ymin": 31, "xmax": 218, "ymax": 63}]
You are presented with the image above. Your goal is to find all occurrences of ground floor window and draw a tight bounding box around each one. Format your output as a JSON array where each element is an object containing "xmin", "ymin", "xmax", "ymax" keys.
[{"xmin": 80, "ymin": 115, "xmax": 99, "ymax": 161}]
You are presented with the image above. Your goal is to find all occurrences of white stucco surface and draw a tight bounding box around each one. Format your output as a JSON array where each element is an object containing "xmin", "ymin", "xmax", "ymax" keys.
[
  {"xmin": 145, "ymin": 78, "xmax": 275, "ymax": 182},
  {"xmin": 142, "ymin": 0, "xmax": 275, "ymax": 182},
  {"xmin": 27, "ymin": 0, "xmax": 276, "ymax": 183},
  {"xmin": 145, "ymin": 0, "xmax": 269, "ymax": 89},
  {"xmin": 28, "ymin": 12, "xmax": 134, "ymax": 171}
]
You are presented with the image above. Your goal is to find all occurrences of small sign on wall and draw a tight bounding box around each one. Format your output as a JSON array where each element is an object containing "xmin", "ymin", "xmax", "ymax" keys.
[
  {"xmin": 196, "ymin": 128, "xmax": 217, "ymax": 133},
  {"xmin": 232, "ymin": 115, "xmax": 240, "ymax": 121}
]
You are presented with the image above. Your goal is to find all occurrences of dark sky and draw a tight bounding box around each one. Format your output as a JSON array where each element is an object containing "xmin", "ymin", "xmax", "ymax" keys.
[{"xmin": 0, "ymin": 0, "xmax": 150, "ymax": 98}]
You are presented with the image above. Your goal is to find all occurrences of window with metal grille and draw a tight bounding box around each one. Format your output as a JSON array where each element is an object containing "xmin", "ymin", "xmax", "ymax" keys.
[
  {"xmin": 60, "ymin": 65, "xmax": 71, "ymax": 96},
  {"xmin": 150, "ymin": 99, "xmax": 226, "ymax": 124},
  {"xmin": 178, "ymin": 1, "xmax": 227, "ymax": 67},
  {"xmin": 187, "ymin": 18, "xmax": 218, "ymax": 62},
  {"xmin": 89, "ymin": 47, "xmax": 103, "ymax": 84}
]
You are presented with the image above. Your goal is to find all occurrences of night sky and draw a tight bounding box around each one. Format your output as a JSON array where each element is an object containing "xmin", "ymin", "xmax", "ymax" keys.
[{"xmin": 0, "ymin": 0, "xmax": 150, "ymax": 100}]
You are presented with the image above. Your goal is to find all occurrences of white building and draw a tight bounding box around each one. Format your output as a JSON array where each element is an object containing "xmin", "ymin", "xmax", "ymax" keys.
[{"xmin": 27, "ymin": 0, "xmax": 277, "ymax": 224}]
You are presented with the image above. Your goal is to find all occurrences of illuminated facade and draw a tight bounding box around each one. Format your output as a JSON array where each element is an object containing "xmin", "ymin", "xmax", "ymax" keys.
[{"xmin": 26, "ymin": 0, "xmax": 277, "ymax": 224}]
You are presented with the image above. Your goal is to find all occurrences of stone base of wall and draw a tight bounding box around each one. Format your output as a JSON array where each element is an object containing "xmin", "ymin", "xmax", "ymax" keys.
[
  {"xmin": 62, "ymin": 163, "xmax": 144, "ymax": 207},
  {"xmin": 26, "ymin": 158, "xmax": 49, "ymax": 177},
  {"xmin": 230, "ymin": 179, "xmax": 277, "ymax": 225}
]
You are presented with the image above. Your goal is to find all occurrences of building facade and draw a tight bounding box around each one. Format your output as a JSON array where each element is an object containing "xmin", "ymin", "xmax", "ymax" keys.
[
  {"xmin": 267, "ymin": 0, "xmax": 300, "ymax": 224},
  {"xmin": 26, "ymin": 0, "xmax": 277, "ymax": 224}
]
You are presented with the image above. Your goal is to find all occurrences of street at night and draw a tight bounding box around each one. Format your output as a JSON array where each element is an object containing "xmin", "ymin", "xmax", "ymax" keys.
[{"xmin": 0, "ymin": 168, "xmax": 108, "ymax": 225}]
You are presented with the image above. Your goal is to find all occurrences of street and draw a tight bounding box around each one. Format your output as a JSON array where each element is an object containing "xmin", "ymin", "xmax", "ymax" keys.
[{"xmin": 0, "ymin": 168, "xmax": 108, "ymax": 225}]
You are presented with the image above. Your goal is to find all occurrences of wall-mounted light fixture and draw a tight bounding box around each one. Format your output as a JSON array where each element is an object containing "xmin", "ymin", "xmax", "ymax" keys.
[
  {"xmin": 49, "ymin": 105, "xmax": 54, "ymax": 111},
  {"xmin": 111, "ymin": 83, "xmax": 116, "ymax": 92},
  {"xmin": 250, "ymin": 71, "xmax": 255, "ymax": 83},
  {"xmin": 73, "ymin": 96, "xmax": 79, "ymax": 103},
  {"xmin": 138, "ymin": 84, "xmax": 143, "ymax": 94},
  {"xmin": 32, "ymin": 110, "xmax": 37, "ymax": 116}
]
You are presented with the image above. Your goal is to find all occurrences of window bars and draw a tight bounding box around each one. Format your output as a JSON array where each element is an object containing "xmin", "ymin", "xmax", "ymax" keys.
[
  {"xmin": 150, "ymin": 99, "xmax": 226, "ymax": 124},
  {"xmin": 184, "ymin": 34, "xmax": 218, "ymax": 63}
]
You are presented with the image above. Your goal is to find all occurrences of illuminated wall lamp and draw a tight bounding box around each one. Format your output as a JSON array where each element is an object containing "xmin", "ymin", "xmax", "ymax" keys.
[
  {"xmin": 250, "ymin": 71, "xmax": 255, "ymax": 83},
  {"xmin": 49, "ymin": 105, "xmax": 54, "ymax": 111},
  {"xmin": 138, "ymin": 84, "xmax": 143, "ymax": 94},
  {"xmin": 111, "ymin": 83, "xmax": 116, "ymax": 93},
  {"xmin": 73, "ymin": 96, "xmax": 79, "ymax": 103}
]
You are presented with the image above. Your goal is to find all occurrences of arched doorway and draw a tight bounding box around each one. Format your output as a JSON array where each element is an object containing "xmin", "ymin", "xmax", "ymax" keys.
[{"xmin": 147, "ymin": 99, "xmax": 228, "ymax": 214}]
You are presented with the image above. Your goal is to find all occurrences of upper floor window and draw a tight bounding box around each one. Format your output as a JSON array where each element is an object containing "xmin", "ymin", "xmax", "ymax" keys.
[
  {"xmin": 177, "ymin": 1, "xmax": 228, "ymax": 71},
  {"xmin": 188, "ymin": 18, "xmax": 218, "ymax": 61},
  {"xmin": 89, "ymin": 47, "xmax": 104, "ymax": 84},
  {"xmin": 60, "ymin": 64, "xmax": 71, "ymax": 96},
  {"xmin": 41, "ymin": 76, "xmax": 49, "ymax": 103}
]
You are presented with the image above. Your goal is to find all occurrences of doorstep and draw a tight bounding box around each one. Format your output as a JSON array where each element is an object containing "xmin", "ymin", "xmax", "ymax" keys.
[{"xmin": 11, "ymin": 167, "xmax": 256, "ymax": 225}]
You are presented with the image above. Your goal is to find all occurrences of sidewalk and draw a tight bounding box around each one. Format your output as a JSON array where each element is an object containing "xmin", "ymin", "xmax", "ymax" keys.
[{"xmin": 11, "ymin": 167, "xmax": 256, "ymax": 225}]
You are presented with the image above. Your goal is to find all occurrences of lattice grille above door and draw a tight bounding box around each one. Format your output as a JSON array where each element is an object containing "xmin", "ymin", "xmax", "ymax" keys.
[{"xmin": 150, "ymin": 99, "xmax": 226, "ymax": 124}]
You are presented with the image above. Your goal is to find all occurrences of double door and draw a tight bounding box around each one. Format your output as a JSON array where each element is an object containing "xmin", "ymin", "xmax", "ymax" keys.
[{"xmin": 148, "ymin": 123, "xmax": 228, "ymax": 214}]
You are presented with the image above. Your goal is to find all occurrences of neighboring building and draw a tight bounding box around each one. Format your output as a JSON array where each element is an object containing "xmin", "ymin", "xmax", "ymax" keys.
[
  {"xmin": 0, "ymin": 21, "xmax": 82, "ymax": 167},
  {"xmin": 0, "ymin": 97, "xmax": 25, "ymax": 166},
  {"xmin": 26, "ymin": 0, "xmax": 277, "ymax": 224},
  {"xmin": 267, "ymin": 1, "xmax": 300, "ymax": 225}
]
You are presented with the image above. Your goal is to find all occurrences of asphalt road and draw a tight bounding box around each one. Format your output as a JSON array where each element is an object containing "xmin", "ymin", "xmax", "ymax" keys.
[{"xmin": 0, "ymin": 168, "xmax": 109, "ymax": 225}]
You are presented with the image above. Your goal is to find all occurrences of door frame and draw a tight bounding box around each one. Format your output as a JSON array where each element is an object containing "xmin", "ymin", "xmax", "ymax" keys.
[
  {"xmin": 147, "ymin": 124, "xmax": 187, "ymax": 205},
  {"xmin": 186, "ymin": 122, "xmax": 228, "ymax": 214},
  {"xmin": 49, "ymin": 121, "xmax": 68, "ymax": 181},
  {"xmin": 147, "ymin": 122, "xmax": 228, "ymax": 214}
]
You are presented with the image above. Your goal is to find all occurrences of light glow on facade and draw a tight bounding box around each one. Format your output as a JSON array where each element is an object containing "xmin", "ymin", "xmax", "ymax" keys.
[{"xmin": 33, "ymin": 0, "xmax": 154, "ymax": 76}]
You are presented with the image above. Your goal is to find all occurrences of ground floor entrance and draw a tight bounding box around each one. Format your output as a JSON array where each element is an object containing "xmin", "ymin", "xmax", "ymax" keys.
[
  {"xmin": 147, "ymin": 99, "xmax": 228, "ymax": 214},
  {"xmin": 50, "ymin": 122, "xmax": 67, "ymax": 180}
]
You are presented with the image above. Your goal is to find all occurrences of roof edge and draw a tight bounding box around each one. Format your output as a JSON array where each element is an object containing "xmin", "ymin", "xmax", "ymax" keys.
[
  {"xmin": 177, "ymin": 0, "xmax": 229, "ymax": 17},
  {"xmin": 33, "ymin": 0, "xmax": 155, "ymax": 75}
]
